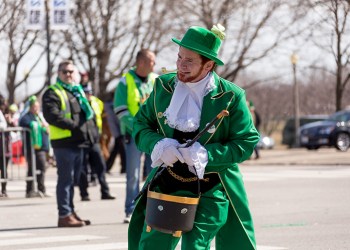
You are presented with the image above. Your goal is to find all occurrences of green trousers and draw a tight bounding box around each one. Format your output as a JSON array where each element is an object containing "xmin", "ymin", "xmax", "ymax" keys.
[{"xmin": 139, "ymin": 183, "xmax": 229, "ymax": 250}]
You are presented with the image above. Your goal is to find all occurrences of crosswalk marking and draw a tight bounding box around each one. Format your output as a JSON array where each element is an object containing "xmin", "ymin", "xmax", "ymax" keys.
[
  {"xmin": 23, "ymin": 243, "xmax": 128, "ymax": 250},
  {"xmin": 0, "ymin": 232, "xmax": 286, "ymax": 250},
  {"xmin": 0, "ymin": 235, "xmax": 105, "ymax": 247},
  {"xmin": 0, "ymin": 232, "xmax": 32, "ymax": 238}
]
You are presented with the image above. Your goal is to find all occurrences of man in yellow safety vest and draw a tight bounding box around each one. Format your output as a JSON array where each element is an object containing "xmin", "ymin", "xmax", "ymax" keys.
[
  {"xmin": 42, "ymin": 60, "xmax": 95, "ymax": 227},
  {"xmin": 113, "ymin": 49, "xmax": 157, "ymax": 223}
]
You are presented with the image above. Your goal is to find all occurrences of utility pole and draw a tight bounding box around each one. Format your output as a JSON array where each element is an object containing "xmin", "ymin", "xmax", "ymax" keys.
[
  {"xmin": 291, "ymin": 53, "xmax": 300, "ymax": 148},
  {"xmin": 45, "ymin": 0, "xmax": 51, "ymax": 86}
]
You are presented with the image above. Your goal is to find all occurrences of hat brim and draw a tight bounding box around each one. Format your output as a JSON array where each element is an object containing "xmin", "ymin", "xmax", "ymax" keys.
[{"xmin": 172, "ymin": 38, "xmax": 224, "ymax": 66}]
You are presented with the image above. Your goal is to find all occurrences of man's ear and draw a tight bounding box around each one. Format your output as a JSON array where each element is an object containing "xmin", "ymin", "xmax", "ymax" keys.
[{"xmin": 205, "ymin": 61, "xmax": 215, "ymax": 71}]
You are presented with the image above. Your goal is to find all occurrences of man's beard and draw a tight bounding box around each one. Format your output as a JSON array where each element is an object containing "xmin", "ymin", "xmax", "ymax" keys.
[{"xmin": 177, "ymin": 64, "xmax": 204, "ymax": 83}]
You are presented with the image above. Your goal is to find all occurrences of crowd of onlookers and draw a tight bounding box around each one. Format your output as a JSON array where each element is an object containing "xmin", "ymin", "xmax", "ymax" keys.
[
  {"xmin": 0, "ymin": 90, "xmax": 124, "ymax": 200},
  {"xmin": 0, "ymin": 53, "xmax": 155, "ymax": 228}
]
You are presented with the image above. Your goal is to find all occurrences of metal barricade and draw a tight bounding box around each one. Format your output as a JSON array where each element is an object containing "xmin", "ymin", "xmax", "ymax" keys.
[{"xmin": 0, "ymin": 127, "xmax": 37, "ymax": 192}]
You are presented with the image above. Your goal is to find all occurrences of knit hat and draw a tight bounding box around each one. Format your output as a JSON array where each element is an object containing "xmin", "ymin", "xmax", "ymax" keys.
[
  {"xmin": 9, "ymin": 103, "xmax": 18, "ymax": 112},
  {"xmin": 28, "ymin": 95, "xmax": 37, "ymax": 106},
  {"xmin": 172, "ymin": 24, "xmax": 226, "ymax": 65}
]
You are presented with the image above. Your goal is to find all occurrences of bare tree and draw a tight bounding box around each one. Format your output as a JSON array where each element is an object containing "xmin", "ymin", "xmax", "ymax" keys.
[
  {"xmin": 166, "ymin": 0, "xmax": 309, "ymax": 84},
  {"xmin": 0, "ymin": 1, "xmax": 14, "ymax": 32},
  {"xmin": 65, "ymin": 0, "xmax": 174, "ymax": 100},
  {"xmin": 307, "ymin": 0, "xmax": 350, "ymax": 111},
  {"xmin": 2, "ymin": 0, "xmax": 44, "ymax": 104}
]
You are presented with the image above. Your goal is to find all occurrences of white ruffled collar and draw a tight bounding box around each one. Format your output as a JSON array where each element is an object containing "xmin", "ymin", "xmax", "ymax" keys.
[{"xmin": 164, "ymin": 73, "xmax": 216, "ymax": 132}]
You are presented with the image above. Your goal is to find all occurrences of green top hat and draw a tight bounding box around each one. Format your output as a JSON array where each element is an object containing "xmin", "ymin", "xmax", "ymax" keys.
[{"xmin": 172, "ymin": 25, "xmax": 225, "ymax": 65}]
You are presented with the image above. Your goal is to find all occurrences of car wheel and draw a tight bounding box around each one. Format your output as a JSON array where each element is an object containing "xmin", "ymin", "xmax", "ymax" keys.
[{"xmin": 335, "ymin": 132, "xmax": 350, "ymax": 152}]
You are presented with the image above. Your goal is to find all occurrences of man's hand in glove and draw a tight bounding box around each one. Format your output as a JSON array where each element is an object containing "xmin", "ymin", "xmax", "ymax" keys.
[
  {"xmin": 151, "ymin": 138, "xmax": 184, "ymax": 167},
  {"xmin": 160, "ymin": 144, "xmax": 185, "ymax": 167},
  {"xmin": 178, "ymin": 142, "xmax": 208, "ymax": 179}
]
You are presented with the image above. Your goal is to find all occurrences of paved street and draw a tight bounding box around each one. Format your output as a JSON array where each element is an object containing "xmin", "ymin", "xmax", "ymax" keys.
[{"xmin": 0, "ymin": 148, "xmax": 349, "ymax": 249}]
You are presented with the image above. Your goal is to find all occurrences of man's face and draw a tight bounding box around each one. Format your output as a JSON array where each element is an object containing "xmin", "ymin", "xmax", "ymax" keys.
[
  {"xmin": 81, "ymin": 75, "xmax": 89, "ymax": 84},
  {"xmin": 30, "ymin": 101, "xmax": 40, "ymax": 115},
  {"xmin": 143, "ymin": 52, "xmax": 156, "ymax": 74},
  {"xmin": 176, "ymin": 47, "xmax": 213, "ymax": 83},
  {"xmin": 58, "ymin": 64, "xmax": 75, "ymax": 84}
]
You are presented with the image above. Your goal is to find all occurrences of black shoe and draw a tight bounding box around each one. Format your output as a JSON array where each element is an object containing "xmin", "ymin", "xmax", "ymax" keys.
[
  {"xmin": 101, "ymin": 194, "xmax": 115, "ymax": 200},
  {"xmin": 81, "ymin": 196, "xmax": 90, "ymax": 201},
  {"xmin": 26, "ymin": 191, "xmax": 43, "ymax": 198}
]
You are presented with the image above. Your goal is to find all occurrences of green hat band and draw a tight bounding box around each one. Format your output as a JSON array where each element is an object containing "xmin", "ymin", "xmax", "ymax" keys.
[{"xmin": 172, "ymin": 26, "xmax": 224, "ymax": 65}]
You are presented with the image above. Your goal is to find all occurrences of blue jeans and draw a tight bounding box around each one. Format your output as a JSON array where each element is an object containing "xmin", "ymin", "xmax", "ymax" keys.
[
  {"xmin": 143, "ymin": 153, "xmax": 152, "ymax": 179},
  {"xmin": 54, "ymin": 147, "xmax": 84, "ymax": 217},
  {"xmin": 125, "ymin": 137, "xmax": 142, "ymax": 215}
]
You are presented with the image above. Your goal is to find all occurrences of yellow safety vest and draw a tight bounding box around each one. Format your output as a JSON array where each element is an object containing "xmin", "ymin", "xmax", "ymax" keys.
[
  {"xmin": 90, "ymin": 96, "xmax": 104, "ymax": 134},
  {"xmin": 48, "ymin": 83, "xmax": 72, "ymax": 140},
  {"xmin": 125, "ymin": 72, "xmax": 157, "ymax": 116}
]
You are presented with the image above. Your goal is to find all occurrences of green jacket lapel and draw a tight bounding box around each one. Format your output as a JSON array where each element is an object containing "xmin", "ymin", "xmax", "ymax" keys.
[{"xmin": 199, "ymin": 72, "xmax": 234, "ymax": 145}]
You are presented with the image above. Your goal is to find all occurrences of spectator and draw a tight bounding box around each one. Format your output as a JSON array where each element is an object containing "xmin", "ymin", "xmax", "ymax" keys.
[
  {"xmin": 78, "ymin": 84, "xmax": 115, "ymax": 201},
  {"xmin": 78, "ymin": 71, "xmax": 97, "ymax": 184},
  {"xmin": 0, "ymin": 96, "xmax": 10, "ymax": 198},
  {"xmin": 8, "ymin": 103, "xmax": 19, "ymax": 126},
  {"xmin": 42, "ymin": 60, "xmax": 94, "ymax": 227},
  {"xmin": 19, "ymin": 96, "xmax": 51, "ymax": 198},
  {"xmin": 104, "ymin": 92, "xmax": 126, "ymax": 174},
  {"xmin": 248, "ymin": 100, "xmax": 261, "ymax": 159},
  {"xmin": 113, "ymin": 49, "xmax": 157, "ymax": 223},
  {"xmin": 129, "ymin": 25, "xmax": 259, "ymax": 249},
  {"xmin": 80, "ymin": 71, "xmax": 90, "ymax": 87},
  {"xmin": 100, "ymin": 109, "xmax": 111, "ymax": 162}
]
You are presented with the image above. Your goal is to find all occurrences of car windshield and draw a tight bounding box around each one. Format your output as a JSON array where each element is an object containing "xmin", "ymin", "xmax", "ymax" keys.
[{"xmin": 329, "ymin": 111, "xmax": 350, "ymax": 122}]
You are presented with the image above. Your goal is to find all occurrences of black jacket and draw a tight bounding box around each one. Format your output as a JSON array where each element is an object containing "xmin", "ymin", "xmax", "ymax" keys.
[{"xmin": 42, "ymin": 87, "xmax": 98, "ymax": 148}]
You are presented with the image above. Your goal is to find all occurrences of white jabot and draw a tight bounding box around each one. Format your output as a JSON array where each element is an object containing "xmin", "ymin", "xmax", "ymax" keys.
[{"xmin": 164, "ymin": 72, "xmax": 215, "ymax": 132}]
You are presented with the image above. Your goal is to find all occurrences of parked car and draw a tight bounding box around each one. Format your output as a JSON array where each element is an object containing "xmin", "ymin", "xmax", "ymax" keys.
[
  {"xmin": 299, "ymin": 110, "xmax": 350, "ymax": 151},
  {"xmin": 282, "ymin": 115, "xmax": 328, "ymax": 147}
]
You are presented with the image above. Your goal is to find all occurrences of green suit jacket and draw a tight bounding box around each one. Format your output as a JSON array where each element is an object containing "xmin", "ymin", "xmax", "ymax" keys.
[{"xmin": 130, "ymin": 72, "xmax": 259, "ymax": 250}]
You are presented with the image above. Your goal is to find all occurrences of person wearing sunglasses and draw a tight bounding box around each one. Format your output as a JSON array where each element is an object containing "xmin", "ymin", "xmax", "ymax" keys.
[{"xmin": 42, "ymin": 60, "xmax": 96, "ymax": 227}]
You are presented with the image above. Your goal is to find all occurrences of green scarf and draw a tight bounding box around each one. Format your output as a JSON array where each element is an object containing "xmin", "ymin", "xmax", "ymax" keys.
[
  {"xmin": 57, "ymin": 78, "xmax": 94, "ymax": 120},
  {"xmin": 30, "ymin": 121, "xmax": 43, "ymax": 149}
]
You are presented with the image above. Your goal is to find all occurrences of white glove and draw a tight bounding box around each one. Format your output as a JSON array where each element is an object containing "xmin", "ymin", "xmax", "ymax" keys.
[
  {"xmin": 151, "ymin": 138, "xmax": 184, "ymax": 167},
  {"xmin": 160, "ymin": 144, "xmax": 185, "ymax": 167},
  {"xmin": 178, "ymin": 142, "xmax": 208, "ymax": 179}
]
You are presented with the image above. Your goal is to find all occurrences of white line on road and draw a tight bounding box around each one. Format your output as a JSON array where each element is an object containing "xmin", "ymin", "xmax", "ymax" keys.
[
  {"xmin": 23, "ymin": 242, "xmax": 128, "ymax": 250},
  {"xmin": 0, "ymin": 232, "xmax": 32, "ymax": 238},
  {"xmin": 0, "ymin": 232, "xmax": 287, "ymax": 250},
  {"xmin": 0, "ymin": 235, "xmax": 106, "ymax": 246},
  {"xmin": 23, "ymin": 242, "xmax": 285, "ymax": 250}
]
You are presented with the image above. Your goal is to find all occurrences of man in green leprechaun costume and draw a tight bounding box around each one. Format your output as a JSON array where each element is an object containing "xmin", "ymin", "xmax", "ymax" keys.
[{"xmin": 129, "ymin": 24, "xmax": 260, "ymax": 250}]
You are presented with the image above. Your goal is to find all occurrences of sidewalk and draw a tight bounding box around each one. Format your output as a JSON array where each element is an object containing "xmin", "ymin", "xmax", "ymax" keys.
[{"xmin": 242, "ymin": 147, "xmax": 350, "ymax": 166}]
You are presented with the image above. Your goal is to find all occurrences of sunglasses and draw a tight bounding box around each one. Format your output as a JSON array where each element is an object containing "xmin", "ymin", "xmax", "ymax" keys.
[{"xmin": 61, "ymin": 70, "xmax": 74, "ymax": 75}]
